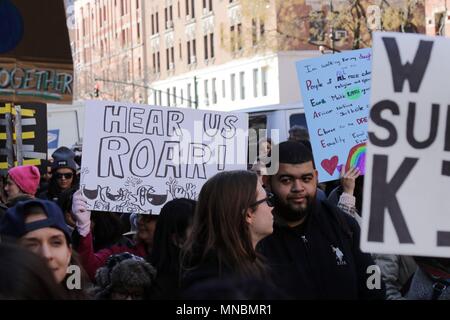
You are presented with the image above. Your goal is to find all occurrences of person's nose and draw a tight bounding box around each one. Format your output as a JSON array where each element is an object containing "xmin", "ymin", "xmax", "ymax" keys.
[
  {"xmin": 291, "ymin": 179, "xmax": 304, "ymax": 193},
  {"xmin": 39, "ymin": 243, "xmax": 53, "ymax": 262}
]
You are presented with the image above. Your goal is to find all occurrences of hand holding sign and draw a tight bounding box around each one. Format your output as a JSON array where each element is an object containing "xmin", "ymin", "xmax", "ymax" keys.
[{"xmin": 340, "ymin": 166, "xmax": 360, "ymax": 196}]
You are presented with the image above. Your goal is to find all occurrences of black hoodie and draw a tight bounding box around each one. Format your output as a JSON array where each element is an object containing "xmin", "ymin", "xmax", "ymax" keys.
[{"xmin": 257, "ymin": 199, "xmax": 386, "ymax": 300}]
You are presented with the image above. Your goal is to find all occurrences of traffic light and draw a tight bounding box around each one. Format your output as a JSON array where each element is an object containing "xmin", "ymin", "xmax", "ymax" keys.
[{"xmin": 94, "ymin": 83, "xmax": 99, "ymax": 97}]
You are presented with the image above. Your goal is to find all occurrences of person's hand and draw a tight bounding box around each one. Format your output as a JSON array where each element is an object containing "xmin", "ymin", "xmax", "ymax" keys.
[
  {"xmin": 71, "ymin": 190, "xmax": 91, "ymax": 237},
  {"xmin": 340, "ymin": 166, "xmax": 360, "ymax": 196}
]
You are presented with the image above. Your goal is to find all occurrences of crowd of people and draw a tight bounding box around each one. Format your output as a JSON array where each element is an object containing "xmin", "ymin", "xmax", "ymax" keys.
[{"xmin": 0, "ymin": 129, "xmax": 448, "ymax": 300}]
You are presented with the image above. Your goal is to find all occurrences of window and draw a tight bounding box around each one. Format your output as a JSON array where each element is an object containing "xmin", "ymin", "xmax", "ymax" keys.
[
  {"xmin": 230, "ymin": 74, "xmax": 235, "ymax": 101},
  {"xmin": 435, "ymin": 12, "xmax": 446, "ymax": 35},
  {"xmin": 210, "ymin": 33, "xmax": 214, "ymax": 58},
  {"xmin": 192, "ymin": 39, "xmax": 197, "ymax": 61},
  {"xmin": 166, "ymin": 46, "xmax": 175, "ymax": 70},
  {"xmin": 204, "ymin": 35, "xmax": 208, "ymax": 60},
  {"xmin": 187, "ymin": 83, "xmax": 192, "ymax": 107},
  {"xmin": 179, "ymin": 42, "xmax": 182, "ymax": 59},
  {"xmin": 239, "ymin": 71, "xmax": 245, "ymax": 100},
  {"xmin": 248, "ymin": 114, "xmax": 267, "ymax": 164},
  {"xmin": 165, "ymin": 8, "xmax": 168, "ymax": 29},
  {"xmin": 171, "ymin": 47, "xmax": 175, "ymax": 67},
  {"xmin": 180, "ymin": 89, "xmax": 184, "ymax": 105},
  {"xmin": 152, "ymin": 53, "xmax": 156, "ymax": 72},
  {"xmin": 191, "ymin": 0, "xmax": 195, "ymax": 18},
  {"xmin": 158, "ymin": 90, "xmax": 162, "ymax": 106},
  {"xmin": 154, "ymin": 92, "xmax": 157, "ymax": 105},
  {"xmin": 136, "ymin": 0, "xmax": 139, "ymax": 9},
  {"xmin": 204, "ymin": 33, "xmax": 214, "ymax": 60},
  {"xmin": 121, "ymin": 0, "xmax": 125, "ymax": 16},
  {"xmin": 151, "ymin": 15, "xmax": 154, "ymax": 34},
  {"xmin": 252, "ymin": 19, "xmax": 257, "ymax": 46},
  {"xmin": 173, "ymin": 87, "xmax": 177, "ymax": 105},
  {"xmin": 121, "ymin": 29, "xmax": 126, "ymax": 47},
  {"xmin": 253, "ymin": 68, "xmax": 258, "ymax": 98},
  {"xmin": 166, "ymin": 48, "xmax": 170, "ymax": 70},
  {"xmin": 185, "ymin": 0, "xmax": 189, "ymax": 16},
  {"xmin": 237, "ymin": 23, "xmax": 242, "ymax": 50},
  {"xmin": 261, "ymin": 67, "xmax": 268, "ymax": 96},
  {"xmin": 178, "ymin": 1, "xmax": 180, "ymax": 18},
  {"xmin": 260, "ymin": 19, "xmax": 265, "ymax": 38},
  {"xmin": 212, "ymin": 78, "xmax": 217, "ymax": 104},
  {"xmin": 222, "ymin": 79, "xmax": 226, "ymax": 98},
  {"xmin": 167, "ymin": 88, "xmax": 171, "ymax": 106},
  {"xmin": 290, "ymin": 114, "xmax": 308, "ymax": 129},
  {"xmin": 187, "ymin": 40, "xmax": 191, "ymax": 64},
  {"xmin": 138, "ymin": 58, "xmax": 142, "ymax": 76},
  {"xmin": 157, "ymin": 52, "xmax": 161, "ymax": 72},
  {"xmin": 156, "ymin": 12, "xmax": 159, "ymax": 33},
  {"xmin": 137, "ymin": 22, "xmax": 141, "ymax": 40},
  {"xmin": 204, "ymin": 79, "xmax": 209, "ymax": 106}
]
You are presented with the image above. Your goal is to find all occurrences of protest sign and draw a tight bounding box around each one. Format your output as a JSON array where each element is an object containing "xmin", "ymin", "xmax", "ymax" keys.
[
  {"xmin": 0, "ymin": 102, "xmax": 48, "ymax": 175},
  {"xmin": 80, "ymin": 100, "xmax": 248, "ymax": 214},
  {"xmin": 296, "ymin": 48, "xmax": 372, "ymax": 182},
  {"xmin": 361, "ymin": 32, "xmax": 450, "ymax": 258}
]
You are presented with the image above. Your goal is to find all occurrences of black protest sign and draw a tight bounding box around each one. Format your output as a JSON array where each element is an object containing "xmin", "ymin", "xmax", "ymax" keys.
[{"xmin": 0, "ymin": 102, "xmax": 47, "ymax": 175}]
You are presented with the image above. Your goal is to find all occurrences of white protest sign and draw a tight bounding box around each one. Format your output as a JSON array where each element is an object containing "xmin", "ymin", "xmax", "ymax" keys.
[
  {"xmin": 296, "ymin": 49, "xmax": 371, "ymax": 182},
  {"xmin": 80, "ymin": 100, "xmax": 248, "ymax": 214},
  {"xmin": 361, "ymin": 32, "xmax": 450, "ymax": 258}
]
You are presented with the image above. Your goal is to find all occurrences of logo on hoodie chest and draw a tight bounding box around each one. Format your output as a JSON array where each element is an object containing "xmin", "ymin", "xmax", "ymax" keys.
[{"xmin": 331, "ymin": 245, "xmax": 347, "ymax": 266}]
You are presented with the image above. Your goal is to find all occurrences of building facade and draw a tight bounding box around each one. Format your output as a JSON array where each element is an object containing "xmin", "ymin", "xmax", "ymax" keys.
[{"xmin": 75, "ymin": 0, "xmax": 398, "ymax": 111}]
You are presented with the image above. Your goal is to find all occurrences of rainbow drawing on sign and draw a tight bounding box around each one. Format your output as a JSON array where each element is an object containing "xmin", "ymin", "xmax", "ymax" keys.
[{"xmin": 345, "ymin": 143, "xmax": 366, "ymax": 174}]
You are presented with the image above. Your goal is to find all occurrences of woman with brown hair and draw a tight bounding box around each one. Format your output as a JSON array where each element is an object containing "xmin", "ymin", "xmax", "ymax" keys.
[{"xmin": 180, "ymin": 170, "xmax": 274, "ymax": 292}]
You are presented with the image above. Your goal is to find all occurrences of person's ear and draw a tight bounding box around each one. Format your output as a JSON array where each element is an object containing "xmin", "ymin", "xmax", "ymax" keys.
[
  {"xmin": 245, "ymin": 209, "xmax": 254, "ymax": 225},
  {"xmin": 66, "ymin": 245, "xmax": 72, "ymax": 265}
]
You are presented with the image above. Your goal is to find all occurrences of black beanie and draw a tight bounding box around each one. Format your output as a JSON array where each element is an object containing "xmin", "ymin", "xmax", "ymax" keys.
[{"xmin": 51, "ymin": 147, "xmax": 77, "ymax": 172}]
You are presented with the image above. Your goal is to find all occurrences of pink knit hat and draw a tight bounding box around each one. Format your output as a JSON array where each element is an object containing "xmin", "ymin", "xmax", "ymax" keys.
[{"xmin": 8, "ymin": 165, "xmax": 41, "ymax": 196}]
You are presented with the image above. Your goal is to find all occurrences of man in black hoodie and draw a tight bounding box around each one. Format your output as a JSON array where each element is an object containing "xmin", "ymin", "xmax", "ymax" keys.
[{"xmin": 258, "ymin": 141, "xmax": 385, "ymax": 300}]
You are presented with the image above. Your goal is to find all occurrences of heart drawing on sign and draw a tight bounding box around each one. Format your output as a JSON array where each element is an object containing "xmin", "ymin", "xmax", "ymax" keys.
[{"xmin": 321, "ymin": 156, "xmax": 339, "ymax": 175}]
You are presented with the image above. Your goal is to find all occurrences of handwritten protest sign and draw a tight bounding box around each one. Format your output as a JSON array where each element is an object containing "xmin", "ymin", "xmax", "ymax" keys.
[
  {"xmin": 296, "ymin": 49, "xmax": 372, "ymax": 182},
  {"xmin": 361, "ymin": 32, "xmax": 450, "ymax": 258},
  {"xmin": 80, "ymin": 100, "xmax": 248, "ymax": 214}
]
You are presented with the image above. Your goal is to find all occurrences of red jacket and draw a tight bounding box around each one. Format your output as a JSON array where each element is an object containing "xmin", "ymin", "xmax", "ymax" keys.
[{"xmin": 77, "ymin": 231, "xmax": 148, "ymax": 280}]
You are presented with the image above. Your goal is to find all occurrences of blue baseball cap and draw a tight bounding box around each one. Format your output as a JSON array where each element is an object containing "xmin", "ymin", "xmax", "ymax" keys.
[{"xmin": 0, "ymin": 199, "xmax": 71, "ymax": 244}]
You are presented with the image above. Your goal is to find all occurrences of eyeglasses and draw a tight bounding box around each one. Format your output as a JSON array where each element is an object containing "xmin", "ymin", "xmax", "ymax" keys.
[
  {"xmin": 55, "ymin": 172, "xmax": 74, "ymax": 180},
  {"xmin": 250, "ymin": 192, "xmax": 275, "ymax": 208}
]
